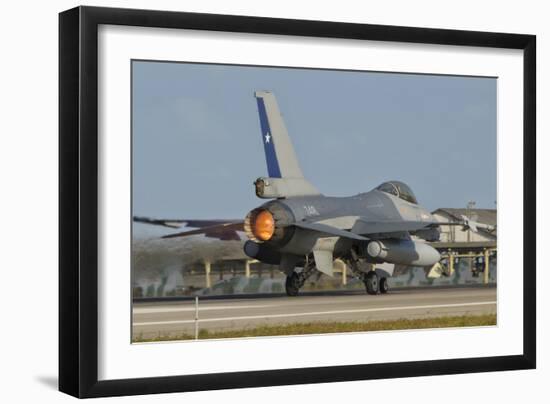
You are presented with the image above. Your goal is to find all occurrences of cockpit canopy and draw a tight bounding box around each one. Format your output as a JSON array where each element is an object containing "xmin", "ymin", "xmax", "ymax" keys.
[{"xmin": 376, "ymin": 181, "xmax": 418, "ymax": 204}]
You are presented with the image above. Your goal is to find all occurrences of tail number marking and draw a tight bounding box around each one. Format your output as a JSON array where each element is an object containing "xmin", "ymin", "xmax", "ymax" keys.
[{"xmin": 304, "ymin": 205, "xmax": 320, "ymax": 216}]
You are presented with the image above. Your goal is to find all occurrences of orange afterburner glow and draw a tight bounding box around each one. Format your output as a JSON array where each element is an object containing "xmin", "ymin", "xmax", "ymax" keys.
[{"xmin": 253, "ymin": 210, "xmax": 275, "ymax": 241}]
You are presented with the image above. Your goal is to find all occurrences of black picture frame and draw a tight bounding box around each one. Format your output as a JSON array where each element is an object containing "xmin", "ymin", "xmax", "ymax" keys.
[{"xmin": 59, "ymin": 5, "xmax": 536, "ymax": 398}]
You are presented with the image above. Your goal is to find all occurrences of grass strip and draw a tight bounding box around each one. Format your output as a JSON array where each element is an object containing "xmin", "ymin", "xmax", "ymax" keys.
[{"xmin": 133, "ymin": 313, "xmax": 496, "ymax": 343}]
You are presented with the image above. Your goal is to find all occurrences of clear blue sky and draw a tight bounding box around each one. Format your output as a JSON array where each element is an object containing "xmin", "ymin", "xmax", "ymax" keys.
[{"xmin": 132, "ymin": 60, "xmax": 496, "ymax": 219}]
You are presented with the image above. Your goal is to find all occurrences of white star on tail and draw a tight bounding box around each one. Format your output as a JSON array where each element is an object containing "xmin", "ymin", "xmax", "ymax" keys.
[{"xmin": 265, "ymin": 132, "xmax": 271, "ymax": 143}]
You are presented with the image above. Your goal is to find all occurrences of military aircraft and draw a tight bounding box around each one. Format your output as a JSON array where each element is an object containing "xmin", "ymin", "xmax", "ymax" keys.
[
  {"xmin": 239, "ymin": 90, "xmax": 447, "ymax": 296},
  {"xmin": 159, "ymin": 91, "xmax": 478, "ymax": 296}
]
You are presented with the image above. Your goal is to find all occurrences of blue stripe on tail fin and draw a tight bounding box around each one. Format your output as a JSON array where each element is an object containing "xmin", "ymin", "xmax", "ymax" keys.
[{"xmin": 256, "ymin": 97, "xmax": 282, "ymax": 178}]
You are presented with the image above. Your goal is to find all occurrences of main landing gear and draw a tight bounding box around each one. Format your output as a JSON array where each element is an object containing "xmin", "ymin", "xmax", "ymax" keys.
[
  {"xmin": 284, "ymin": 252, "xmax": 390, "ymax": 297},
  {"xmin": 379, "ymin": 276, "xmax": 389, "ymax": 294},
  {"xmin": 364, "ymin": 271, "xmax": 379, "ymax": 295},
  {"xmin": 346, "ymin": 250, "xmax": 389, "ymax": 296},
  {"xmin": 363, "ymin": 271, "xmax": 389, "ymax": 295},
  {"xmin": 285, "ymin": 259, "xmax": 316, "ymax": 296}
]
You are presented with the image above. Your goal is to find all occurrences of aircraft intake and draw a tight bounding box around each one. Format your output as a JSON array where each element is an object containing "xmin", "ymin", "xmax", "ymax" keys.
[{"xmin": 366, "ymin": 239, "xmax": 440, "ymax": 267}]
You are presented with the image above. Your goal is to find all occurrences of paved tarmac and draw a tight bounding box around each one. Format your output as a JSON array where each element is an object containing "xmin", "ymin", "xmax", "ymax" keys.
[{"xmin": 132, "ymin": 286, "xmax": 496, "ymax": 339}]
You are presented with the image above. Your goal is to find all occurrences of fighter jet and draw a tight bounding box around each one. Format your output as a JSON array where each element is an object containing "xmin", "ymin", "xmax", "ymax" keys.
[
  {"xmin": 241, "ymin": 90, "xmax": 447, "ymax": 296},
  {"xmin": 163, "ymin": 91, "xmax": 464, "ymax": 296}
]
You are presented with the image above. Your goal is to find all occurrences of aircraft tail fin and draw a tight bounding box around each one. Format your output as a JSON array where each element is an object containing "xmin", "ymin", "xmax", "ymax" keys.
[
  {"xmin": 254, "ymin": 91, "xmax": 305, "ymax": 179},
  {"xmin": 253, "ymin": 91, "xmax": 320, "ymax": 198}
]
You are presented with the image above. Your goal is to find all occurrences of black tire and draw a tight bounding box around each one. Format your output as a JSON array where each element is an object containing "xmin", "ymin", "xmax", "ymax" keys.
[
  {"xmin": 365, "ymin": 271, "xmax": 379, "ymax": 295},
  {"xmin": 379, "ymin": 277, "xmax": 389, "ymax": 294},
  {"xmin": 285, "ymin": 273, "xmax": 300, "ymax": 296}
]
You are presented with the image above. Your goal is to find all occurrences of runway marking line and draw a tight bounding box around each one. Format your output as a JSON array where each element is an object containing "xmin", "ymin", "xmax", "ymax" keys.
[
  {"xmin": 134, "ymin": 304, "xmax": 272, "ymax": 314},
  {"xmin": 133, "ymin": 300, "xmax": 497, "ymax": 327},
  {"xmin": 133, "ymin": 290, "xmax": 496, "ymax": 314}
]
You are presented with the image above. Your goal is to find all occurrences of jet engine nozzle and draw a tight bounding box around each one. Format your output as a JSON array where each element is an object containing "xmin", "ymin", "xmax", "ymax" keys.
[
  {"xmin": 244, "ymin": 202, "xmax": 296, "ymax": 245},
  {"xmin": 244, "ymin": 208, "xmax": 275, "ymax": 242}
]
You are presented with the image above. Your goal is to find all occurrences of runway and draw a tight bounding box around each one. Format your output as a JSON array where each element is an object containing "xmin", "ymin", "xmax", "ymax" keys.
[{"xmin": 132, "ymin": 286, "xmax": 496, "ymax": 339}]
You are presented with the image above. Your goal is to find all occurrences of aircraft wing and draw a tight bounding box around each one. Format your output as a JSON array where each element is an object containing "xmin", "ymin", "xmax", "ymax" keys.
[
  {"xmin": 293, "ymin": 222, "xmax": 369, "ymax": 241},
  {"xmin": 133, "ymin": 216, "xmax": 239, "ymax": 229},
  {"xmin": 161, "ymin": 221, "xmax": 245, "ymax": 241},
  {"xmin": 352, "ymin": 218, "xmax": 437, "ymax": 236}
]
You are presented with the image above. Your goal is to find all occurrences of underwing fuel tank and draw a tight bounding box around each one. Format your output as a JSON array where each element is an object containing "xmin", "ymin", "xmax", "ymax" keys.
[{"xmin": 365, "ymin": 239, "xmax": 440, "ymax": 267}]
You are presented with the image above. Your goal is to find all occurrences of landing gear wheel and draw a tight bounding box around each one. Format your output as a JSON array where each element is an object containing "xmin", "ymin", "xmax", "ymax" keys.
[
  {"xmin": 285, "ymin": 272, "xmax": 301, "ymax": 296},
  {"xmin": 379, "ymin": 277, "xmax": 389, "ymax": 294},
  {"xmin": 365, "ymin": 272, "xmax": 379, "ymax": 295}
]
